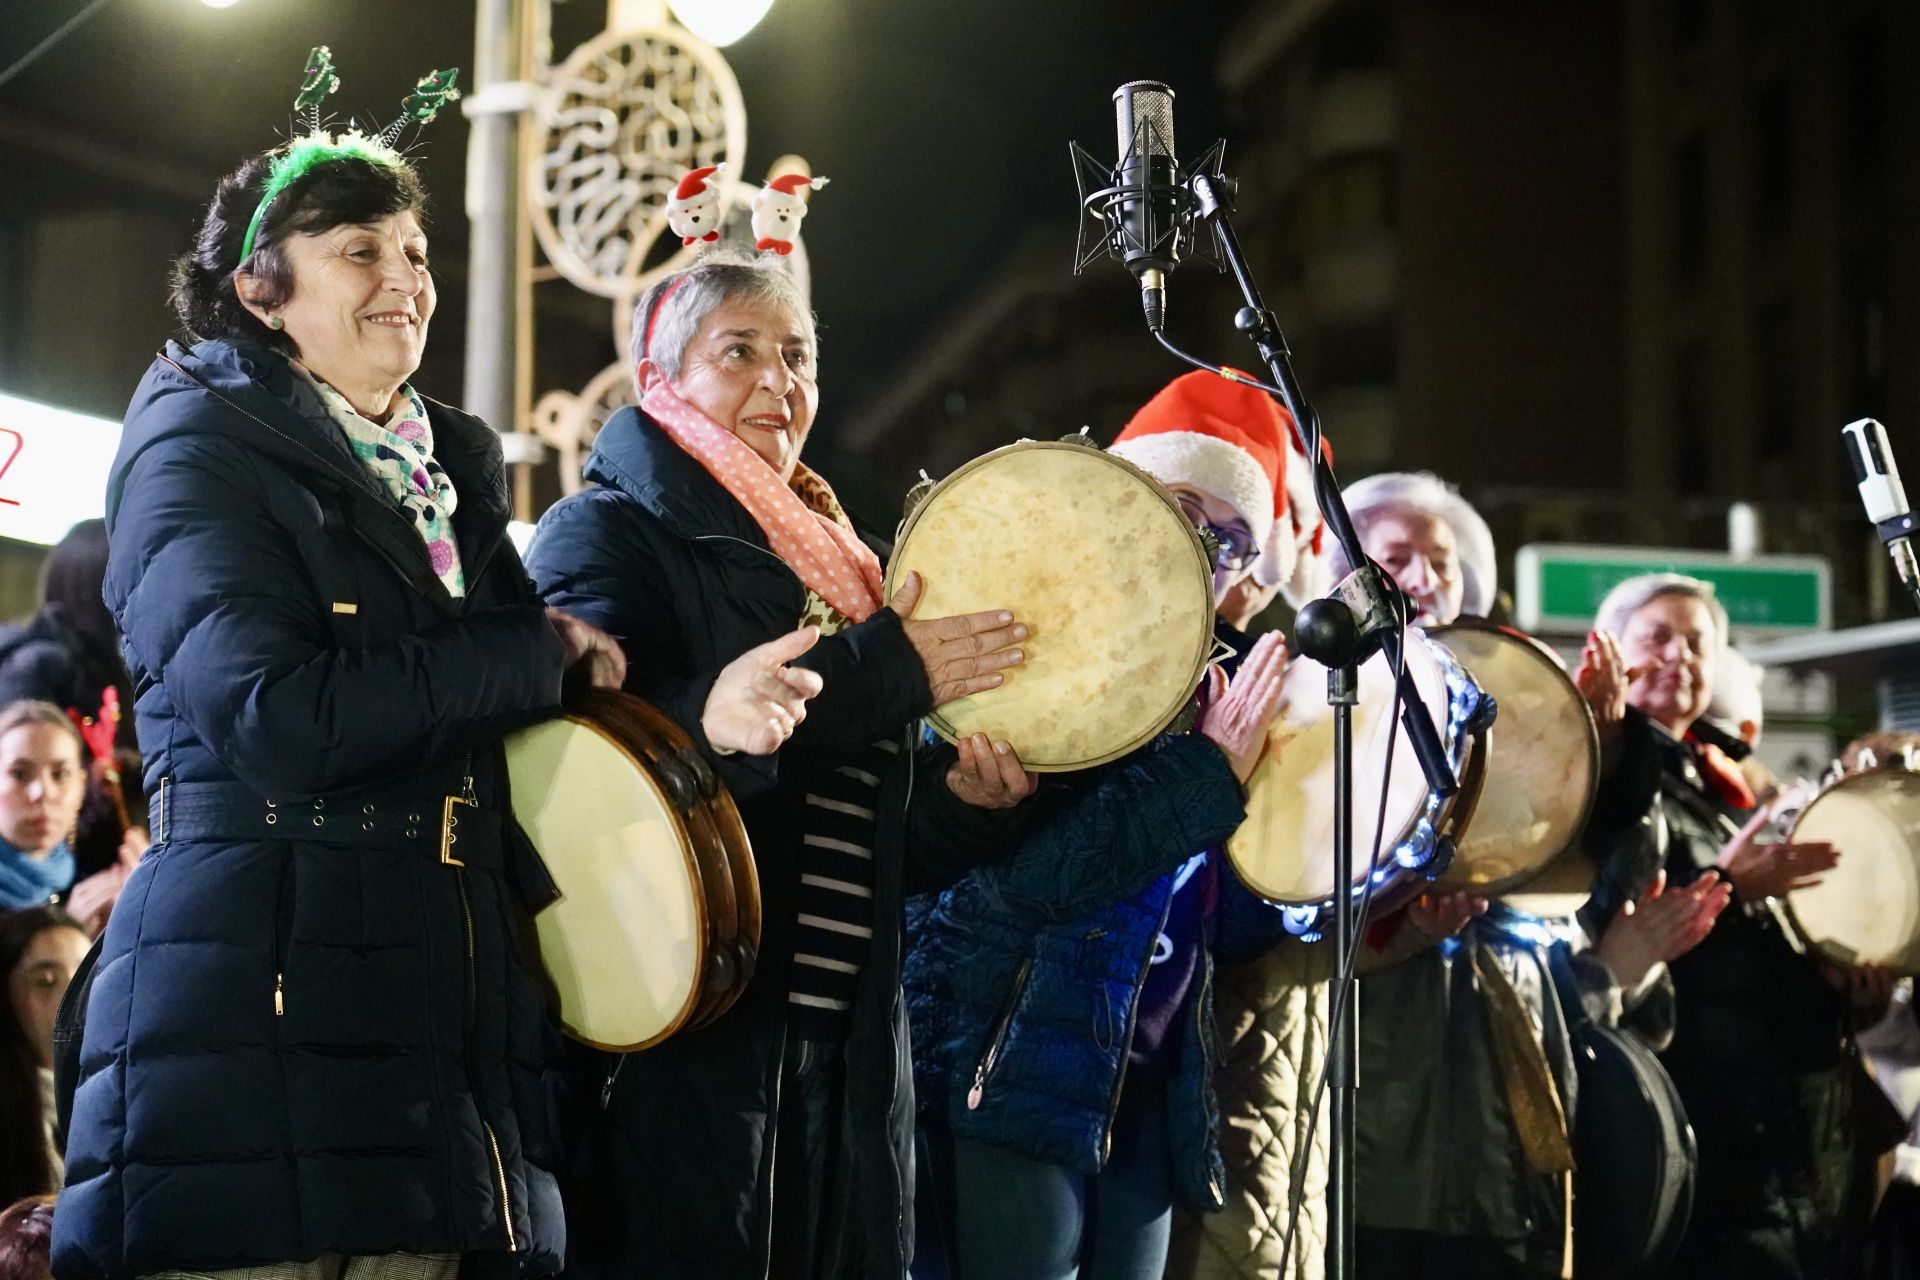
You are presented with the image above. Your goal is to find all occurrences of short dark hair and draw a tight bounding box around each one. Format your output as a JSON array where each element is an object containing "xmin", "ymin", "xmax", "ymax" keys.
[
  {"xmin": 38, "ymin": 519, "xmax": 110, "ymax": 652},
  {"xmin": 170, "ymin": 148, "xmax": 428, "ymax": 355}
]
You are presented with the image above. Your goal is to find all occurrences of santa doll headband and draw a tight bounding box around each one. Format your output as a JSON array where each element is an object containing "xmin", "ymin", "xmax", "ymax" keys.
[{"xmin": 665, "ymin": 165, "xmax": 831, "ymax": 260}]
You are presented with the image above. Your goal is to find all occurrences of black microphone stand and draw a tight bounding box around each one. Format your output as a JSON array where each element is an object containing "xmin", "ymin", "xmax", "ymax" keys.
[{"xmin": 1182, "ymin": 168, "xmax": 1460, "ymax": 1280}]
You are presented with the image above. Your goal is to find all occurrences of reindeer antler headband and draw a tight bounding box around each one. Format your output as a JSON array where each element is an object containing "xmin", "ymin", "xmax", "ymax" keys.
[{"xmin": 237, "ymin": 47, "xmax": 461, "ymax": 265}]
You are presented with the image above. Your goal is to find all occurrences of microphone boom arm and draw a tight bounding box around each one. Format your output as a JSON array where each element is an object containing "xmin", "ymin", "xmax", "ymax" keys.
[{"xmin": 1188, "ymin": 168, "xmax": 1458, "ymax": 800}]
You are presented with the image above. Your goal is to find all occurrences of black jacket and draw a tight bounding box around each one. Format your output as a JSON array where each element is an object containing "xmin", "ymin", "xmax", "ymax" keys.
[
  {"xmin": 526, "ymin": 406, "xmax": 1011, "ymax": 1279},
  {"xmin": 0, "ymin": 607, "xmax": 135, "ymax": 747},
  {"xmin": 1584, "ymin": 708, "xmax": 1861, "ymax": 1274},
  {"xmin": 53, "ymin": 339, "xmax": 570, "ymax": 1277}
]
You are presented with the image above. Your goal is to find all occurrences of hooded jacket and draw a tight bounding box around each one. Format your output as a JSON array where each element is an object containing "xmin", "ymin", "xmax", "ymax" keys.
[
  {"xmin": 53, "ymin": 339, "xmax": 569, "ymax": 1277},
  {"xmin": 526, "ymin": 406, "xmax": 1015, "ymax": 1279}
]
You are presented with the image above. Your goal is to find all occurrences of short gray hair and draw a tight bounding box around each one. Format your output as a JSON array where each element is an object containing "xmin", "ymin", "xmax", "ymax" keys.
[
  {"xmin": 1593, "ymin": 572, "xmax": 1730, "ymax": 653},
  {"xmin": 1330, "ymin": 471, "xmax": 1500, "ymax": 617},
  {"xmin": 630, "ymin": 250, "xmax": 816, "ymax": 387}
]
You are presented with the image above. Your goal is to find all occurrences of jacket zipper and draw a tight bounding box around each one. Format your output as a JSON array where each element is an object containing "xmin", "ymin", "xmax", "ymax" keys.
[
  {"xmin": 887, "ymin": 733, "xmax": 916, "ymax": 1264},
  {"xmin": 272, "ymin": 852, "xmax": 294, "ymax": 1016},
  {"xmin": 1192, "ymin": 959, "xmax": 1224, "ymax": 1206},
  {"xmin": 456, "ymin": 868, "xmax": 518, "ymax": 1252},
  {"xmin": 967, "ymin": 956, "xmax": 1034, "ymax": 1110},
  {"xmin": 1098, "ymin": 897, "xmax": 1173, "ymax": 1161}
]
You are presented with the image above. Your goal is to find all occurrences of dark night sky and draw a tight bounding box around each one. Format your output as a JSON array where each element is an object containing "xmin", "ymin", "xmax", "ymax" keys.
[{"xmin": 0, "ymin": 0, "xmax": 1246, "ymax": 422}]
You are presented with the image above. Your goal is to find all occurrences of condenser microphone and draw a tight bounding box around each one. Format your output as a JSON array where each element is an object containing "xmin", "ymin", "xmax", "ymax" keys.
[
  {"xmin": 1111, "ymin": 81, "xmax": 1182, "ymax": 330},
  {"xmin": 1843, "ymin": 417, "xmax": 1920, "ymax": 610}
]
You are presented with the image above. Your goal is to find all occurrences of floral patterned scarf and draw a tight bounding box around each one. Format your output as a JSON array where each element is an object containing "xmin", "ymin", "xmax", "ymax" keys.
[{"xmin": 301, "ymin": 370, "xmax": 466, "ymax": 598}]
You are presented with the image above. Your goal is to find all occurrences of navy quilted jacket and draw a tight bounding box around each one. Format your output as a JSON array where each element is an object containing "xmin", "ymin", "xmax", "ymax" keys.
[
  {"xmin": 905, "ymin": 734, "xmax": 1285, "ymax": 1211},
  {"xmin": 53, "ymin": 339, "xmax": 570, "ymax": 1277},
  {"xmin": 526, "ymin": 407, "xmax": 1017, "ymax": 1280}
]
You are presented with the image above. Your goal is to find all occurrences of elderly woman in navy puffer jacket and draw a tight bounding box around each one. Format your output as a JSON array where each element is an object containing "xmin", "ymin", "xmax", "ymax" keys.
[
  {"xmin": 53, "ymin": 137, "xmax": 816, "ymax": 1280},
  {"xmin": 906, "ymin": 632, "xmax": 1293, "ymax": 1280}
]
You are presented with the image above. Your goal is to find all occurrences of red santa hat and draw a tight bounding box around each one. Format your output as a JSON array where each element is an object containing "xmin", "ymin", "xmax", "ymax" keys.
[
  {"xmin": 672, "ymin": 164, "xmax": 725, "ymax": 201},
  {"xmin": 1110, "ymin": 370, "xmax": 1332, "ymax": 600},
  {"xmin": 1266, "ymin": 426, "xmax": 1332, "ymax": 601},
  {"xmin": 763, "ymin": 173, "xmax": 829, "ymax": 198},
  {"xmin": 1109, "ymin": 370, "xmax": 1285, "ymax": 550}
]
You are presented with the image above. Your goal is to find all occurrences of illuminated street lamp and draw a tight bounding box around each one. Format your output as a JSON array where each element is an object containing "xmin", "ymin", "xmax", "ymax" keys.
[{"xmin": 666, "ymin": 0, "xmax": 776, "ymax": 47}]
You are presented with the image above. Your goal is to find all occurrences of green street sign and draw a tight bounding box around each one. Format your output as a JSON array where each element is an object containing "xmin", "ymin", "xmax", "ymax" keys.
[{"xmin": 1515, "ymin": 544, "xmax": 1830, "ymax": 636}]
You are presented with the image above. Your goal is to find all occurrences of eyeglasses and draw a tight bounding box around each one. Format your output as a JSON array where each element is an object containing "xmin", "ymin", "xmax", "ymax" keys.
[{"xmin": 1177, "ymin": 498, "xmax": 1260, "ymax": 572}]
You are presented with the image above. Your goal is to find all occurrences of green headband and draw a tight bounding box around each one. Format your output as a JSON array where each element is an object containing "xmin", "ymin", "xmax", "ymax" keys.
[{"xmin": 236, "ymin": 49, "xmax": 459, "ymax": 266}]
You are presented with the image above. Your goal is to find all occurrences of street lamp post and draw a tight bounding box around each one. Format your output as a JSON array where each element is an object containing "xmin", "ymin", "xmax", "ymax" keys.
[{"xmin": 463, "ymin": 0, "xmax": 534, "ymax": 469}]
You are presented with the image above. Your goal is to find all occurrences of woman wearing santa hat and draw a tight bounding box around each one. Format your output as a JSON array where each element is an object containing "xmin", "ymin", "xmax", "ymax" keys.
[
  {"xmin": 1108, "ymin": 373, "xmax": 1340, "ymax": 1280},
  {"xmin": 906, "ymin": 370, "xmax": 1308, "ymax": 1280}
]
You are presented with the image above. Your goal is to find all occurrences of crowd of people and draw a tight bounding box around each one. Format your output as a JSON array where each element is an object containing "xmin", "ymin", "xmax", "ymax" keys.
[{"xmin": 0, "ymin": 110, "xmax": 1915, "ymax": 1280}]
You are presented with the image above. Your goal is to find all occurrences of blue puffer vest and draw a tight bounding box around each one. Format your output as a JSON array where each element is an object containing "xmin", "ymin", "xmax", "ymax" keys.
[{"xmin": 905, "ymin": 733, "xmax": 1270, "ymax": 1210}]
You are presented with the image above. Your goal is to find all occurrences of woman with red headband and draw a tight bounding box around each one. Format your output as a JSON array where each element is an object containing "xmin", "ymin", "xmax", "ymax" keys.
[{"xmin": 527, "ymin": 250, "xmax": 1036, "ymax": 1279}]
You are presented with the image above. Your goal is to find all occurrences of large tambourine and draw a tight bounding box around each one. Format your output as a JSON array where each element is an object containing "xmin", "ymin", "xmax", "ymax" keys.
[
  {"xmin": 1227, "ymin": 629, "xmax": 1490, "ymax": 934},
  {"xmin": 504, "ymin": 689, "xmax": 758, "ymax": 1050},
  {"xmin": 883, "ymin": 441, "xmax": 1218, "ymax": 772},
  {"xmin": 1429, "ymin": 619, "xmax": 1600, "ymax": 900},
  {"xmin": 1785, "ymin": 764, "xmax": 1920, "ymax": 973}
]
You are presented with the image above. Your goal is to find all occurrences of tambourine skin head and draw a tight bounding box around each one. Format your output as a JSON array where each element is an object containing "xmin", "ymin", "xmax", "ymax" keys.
[
  {"xmin": 1427, "ymin": 620, "xmax": 1601, "ymax": 899},
  {"xmin": 1227, "ymin": 632, "xmax": 1460, "ymax": 907},
  {"xmin": 1787, "ymin": 767, "xmax": 1920, "ymax": 974},
  {"xmin": 505, "ymin": 713, "xmax": 707, "ymax": 1051},
  {"xmin": 885, "ymin": 442, "xmax": 1216, "ymax": 771}
]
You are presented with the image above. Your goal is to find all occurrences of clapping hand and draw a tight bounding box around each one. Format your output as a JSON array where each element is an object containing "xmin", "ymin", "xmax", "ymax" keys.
[
  {"xmin": 1595, "ymin": 869, "xmax": 1732, "ymax": 990},
  {"xmin": 1716, "ymin": 806, "xmax": 1839, "ymax": 901},
  {"xmin": 1197, "ymin": 631, "xmax": 1290, "ymax": 784},
  {"xmin": 1574, "ymin": 629, "xmax": 1638, "ymax": 744},
  {"xmin": 701, "ymin": 628, "xmax": 826, "ymax": 756}
]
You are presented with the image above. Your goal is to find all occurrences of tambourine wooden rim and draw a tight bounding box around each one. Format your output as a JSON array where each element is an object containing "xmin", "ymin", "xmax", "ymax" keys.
[
  {"xmin": 883, "ymin": 440, "xmax": 1218, "ymax": 772},
  {"xmin": 1428, "ymin": 618, "xmax": 1602, "ymax": 899},
  {"xmin": 549, "ymin": 710, "xmax": 711, "ymax": 1052},
  {"xmin": 535, "ymin": 689, "xmax": 760, "ymax": 1051}
]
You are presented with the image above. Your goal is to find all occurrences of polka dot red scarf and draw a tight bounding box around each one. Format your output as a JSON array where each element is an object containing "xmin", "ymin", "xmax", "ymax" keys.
[{"xmin": 642, "ymin": 379, "xmax": 885, "ymax": 623}]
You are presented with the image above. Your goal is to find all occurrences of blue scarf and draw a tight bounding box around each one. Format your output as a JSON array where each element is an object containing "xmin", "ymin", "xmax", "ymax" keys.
[{"xmin": 0, "ymin": 833, "xmax": 75, "ymax": 909}]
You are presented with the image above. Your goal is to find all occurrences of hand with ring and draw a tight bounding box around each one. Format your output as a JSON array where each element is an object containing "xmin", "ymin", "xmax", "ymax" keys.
[{"xmin": 945, "ymin": 733, "xmax": 1038, "ymax": 810}]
